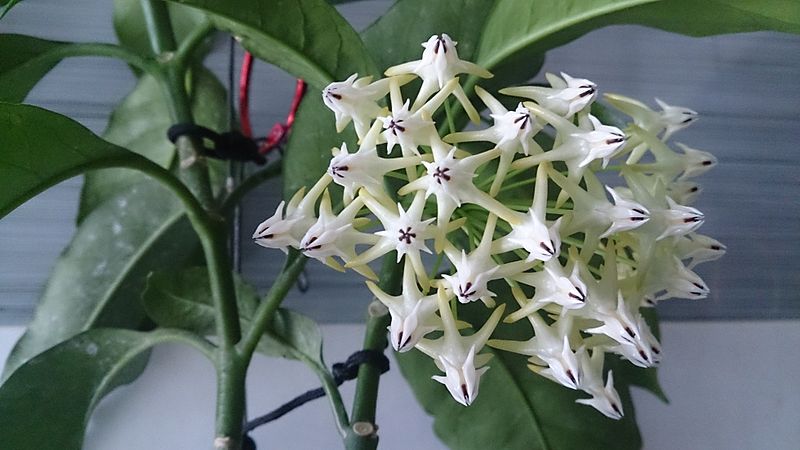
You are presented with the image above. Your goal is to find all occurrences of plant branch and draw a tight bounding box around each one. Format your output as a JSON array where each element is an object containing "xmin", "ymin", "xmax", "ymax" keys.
[
  {"xmin": 344, "ymin": 255, "xmax": 403, "ymax": 450},
  {"xmin": 221, "ymin": 160, "xmax": 282, "ymax": 214},
  {"xmin": 141, "ymin": 0, "xmax": 215, "ymax": 209},
  {"xmin": 239, "ymin": 250, "xmax": 307, "ymax": 359},
  {"xmin": 174, "ymin": 19, "xmax": 215, "ymax": 72}
]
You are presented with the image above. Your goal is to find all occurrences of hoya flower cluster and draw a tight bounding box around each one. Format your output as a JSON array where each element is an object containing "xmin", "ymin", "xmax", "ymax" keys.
[{"xmin": 254, "ymin": 34, "xmax": 724, "ymax": 418}]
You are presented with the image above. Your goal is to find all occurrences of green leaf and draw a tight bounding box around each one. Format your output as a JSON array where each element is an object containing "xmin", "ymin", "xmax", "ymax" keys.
[
  {"xmin": 0, "ymin": 34, "xmax": 68, "ymax": 102},
  {"xmin": 167, "ymin": 0, "xmax": 376, "ymax": 90},
  {"xmin": 113, "ymin": 0, "xmax": 210, "ymax": 60},
  {"xmin": 3, "ymin": 180, "xmax": 200, "ymax": 378},
  {"xmin": 143, "ymin": 267, "xmax": 259, "ymax": 334},
  {"xmin": 361, "ymin": 0, "xmax": 491, "ymax": 71},
  {"xmin": 143, "ymin": 267, "xmax": 323, "ymax": 365},
  {"xmin": 475, "ymin": 0, "xmax": 800, "ymax": 76},
  {"xmin": 0, "ymin": 102, "xmax": 141, "ymax": 219},
  {"xmin": 0, "ymin": 0, "xmax": 22, "ymax": 20},
  {"xmin": 261, "ymin": 307, "xmax": 324, "ymax": 366},
  {"xmin": 0, "ymin": 328, "xmax": 202, "ymax": 450},
  {"xmin": 397, "ymin": 282, "xmax": 647, "ymax": 450}
]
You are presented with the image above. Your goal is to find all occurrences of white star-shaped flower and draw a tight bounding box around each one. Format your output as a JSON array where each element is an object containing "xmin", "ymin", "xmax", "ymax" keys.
[
  {"xmin": 366, "ymin": 259, "xmax": 441, "ymax": 352},
  {"xmin": 604, "ymin": 93, "xmax": 697, "ymax": 141},
  {"xmin": 575, "ymin": 349, "xmax": 624, "ymax": 420},
  {"xmin": 490, "ymin": 311, "xmax": 584, "ymax": 390},
  {"xmin": 675, "ymin": 232, "xmax": 726, "ymax": 269},
  {"xmin": 446, "ymin": 86, "xmax": 543, "ymax": 194},
  {"xmin": 501, "ymin": 72, "xmax": 597, "ymax": 119},
  {"xmin": 494, "ymin": 164, "xmax": 562, "ymax": 262},
  {"xmin": 328, "ymin": 123, "xmax": 420, "ymax": 203},
  {"xmin": 385, "ymin": 34, "xmax": 492, "ymax": 123},
  {"xmin": 253, "ymin": 175, "xmax": 331, "ymax": 252},
  {"xmin": 506, "ymin": 258, "xmax": 588, "ymax": 320},
  {"xmin": 299, "ymin": 191, "xmax": 378, "ymax": 279},
  {"xmin": 379, "ymin": 78, "xmax": 458, "ymax": 156},
  {"xmin": 415, "ymin": 290, "xmax": 506, "ymax": 406},
  {"xmin": 549, "ymin": 169, "xmax": 650, "ymax": 246},
  {"xmin": 348, "ymin": 191, "xmax": 437, "ymax": 288},
  {"xmin": 512, "ymin": 108, "xmax": 626, "ymax": 179},
  {"xmin": 322, "ymin": 73, "xmax": 412, "ymax": 139}
]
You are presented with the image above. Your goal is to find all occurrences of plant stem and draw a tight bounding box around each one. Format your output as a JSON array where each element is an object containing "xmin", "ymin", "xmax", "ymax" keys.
[
  {"xmin": 221, "ymin": 160, "xmax": 282, "ymax": 214},
  {"xmin": 139, "ymin": 2, "xmax": 245, "ymax": 448},
  {"xmin": 141, "ymin": 0, "xmax": 215, "ymax": 209},
  {"xmin": 344, "ymin": 256, "xmax": 403, "ymax": 450},
  {"xmin": 239, "ymin": 251, "xmax": 307, "ymax": 359}
]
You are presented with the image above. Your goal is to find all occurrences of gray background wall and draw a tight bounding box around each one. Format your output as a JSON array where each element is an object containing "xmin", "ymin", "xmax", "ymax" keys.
[{"xmin": 1, "ymin": 1, "xmax": 799, "ymax": 449}]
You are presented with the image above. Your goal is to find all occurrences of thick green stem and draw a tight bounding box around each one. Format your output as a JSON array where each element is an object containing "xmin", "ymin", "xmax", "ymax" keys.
[
  {"xmin": 214, "ymin": 355, "xmax": 247, "ymax": 450},
  {"xmin": 140, "ymin": 0, "xmax": 215, "ymax": 209},
  {"xmin": 345, "ymin": 256, "xmax": 403, "ymax": 450},
  {"xmin": 139, "ymin": 2, "xmax": 245, "ymax": 448}
]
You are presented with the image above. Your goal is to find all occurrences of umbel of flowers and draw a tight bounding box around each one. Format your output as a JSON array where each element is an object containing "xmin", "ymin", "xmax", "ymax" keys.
[{"xmin": 254, "ymin": 34, "xmax": 724, "ymax": 418}]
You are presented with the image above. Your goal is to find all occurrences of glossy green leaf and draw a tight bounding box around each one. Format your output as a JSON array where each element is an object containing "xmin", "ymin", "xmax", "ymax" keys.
[
  {"xmin": 167, "ymin": 0, "xmax": 376, "ymax": 90},
  {"xmin": 142, "ymin": 267, "xmax": 259, "ymax": 334},
  {"xmin": 143, "ymin": 267, "xmax": 323, "ymax": 364},
  {"xmin": 261, "ymin": 307, "xmax": 324, "ymax": 365},
  {"xmin": 476, "ymin": 0, "xmax": 800, "ymax": 76},
  {"xmin": 397, "ymin": 295, "xmax": 643, "ymax": 450},
  {"xmin": 0, "ymin": 34, "xmax": 69, "ymax": 102},
  {"xmin": 360, "ymin": 0, "xmax": 491, "ymax": 72},
  {"xmin": 113, "ymin": 0, "xmax": 209, "ymax": 60},
  {"xmin": 0, "ymin": 328, "xmax": 202, "ymax": 450},
  {"xmin": 3, "ymin": 180, "xmax": 199, "ymax": 378},
  {"xmin": 0, "ymin": 102, "xmax": 141, "ymax": 219}
]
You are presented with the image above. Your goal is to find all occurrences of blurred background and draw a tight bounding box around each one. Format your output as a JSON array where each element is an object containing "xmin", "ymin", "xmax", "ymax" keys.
[{"xmin": 1, "ymin": 1, "xmax": 798, "ymax": 449}]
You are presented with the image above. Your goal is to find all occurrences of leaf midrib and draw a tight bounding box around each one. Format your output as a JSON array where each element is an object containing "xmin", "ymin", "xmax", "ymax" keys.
[{"xmin": 83, "ymin": 210, "xmax": 186, "ymax": 327}]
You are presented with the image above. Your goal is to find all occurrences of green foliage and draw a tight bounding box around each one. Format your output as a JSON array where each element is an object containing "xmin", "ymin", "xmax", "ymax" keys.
[
  {"xmin": 113, "ymin": 0, "xmax": 208, "ymax": 58},
  {"xmin": 0, "ymin": 329, "xmax": 203, "ymax": 450},
  {"xmin": 2, "ymin": 0, "xmax": 800, "ymax": 449},
  {"xmin": 143, "ymin": 267, "xmax": 260, "ymax": 335},
  {"xmin": 2, "ymin": 180, "xmax": 199, "ymax": 379},
  {"xmin": 475, "ymin": 0, "xmax": 800, "ymax": 73},
  {"xmin": 0, "ymin": 34, "xmax": 66, "ymax": 102},
  {"xmin": 167, "ymin": 0, "xmax": 376, "ymax": 90},
  {"xmin": 0, "ymin": 103, "xmax": 139, "ymax": 220},
  {"xmin": 143, "ymin": 267, "xmax": 324, "ymax": 365}
]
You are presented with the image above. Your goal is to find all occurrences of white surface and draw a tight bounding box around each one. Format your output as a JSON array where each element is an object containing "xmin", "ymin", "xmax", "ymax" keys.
[{"xmin": 2, "ymin": 322, "xmax": 799, "ymax": 450}]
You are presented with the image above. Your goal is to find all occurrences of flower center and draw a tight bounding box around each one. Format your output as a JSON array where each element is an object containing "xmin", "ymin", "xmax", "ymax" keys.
[
  {"xmin": 398, "ymin": 227, "xmax": 417, "ymax": 244},
  {"xmin": 330, "ymin": 165, "xmax": 349, "ymax": 178},
  {"xmin": 387, "ymin": 118, "xmax": 406, "ymax": 136},
  {"xmin": 433, "ymin": 166, "xmax": 451, "ymax": 184}
]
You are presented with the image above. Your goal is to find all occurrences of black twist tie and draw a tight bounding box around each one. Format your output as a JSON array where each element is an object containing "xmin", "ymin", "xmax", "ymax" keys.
[
  {"xmin": 167, "ymin": 123, "xmax": 266, "ymax": 165},
  {"xmin": 332, "ymin": 350, "xmax": 390, "ymax": 384},
  {"xmin": 243, "ymin": 350, "xmax": 390, "ymax": 435}
]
